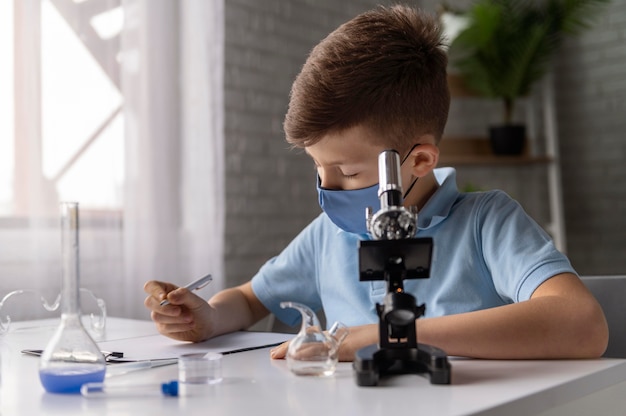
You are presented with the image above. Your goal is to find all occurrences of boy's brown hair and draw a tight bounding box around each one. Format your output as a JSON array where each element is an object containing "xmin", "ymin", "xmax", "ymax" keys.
[{"xmin": 284, "ymin": 5, "xmax": 450, "ymax": 151}]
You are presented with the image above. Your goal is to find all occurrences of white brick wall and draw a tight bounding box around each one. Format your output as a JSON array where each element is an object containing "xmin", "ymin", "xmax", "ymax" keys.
[{"xmin": 556, "ymin": 1, "xmax": 626, "ymax": 274}]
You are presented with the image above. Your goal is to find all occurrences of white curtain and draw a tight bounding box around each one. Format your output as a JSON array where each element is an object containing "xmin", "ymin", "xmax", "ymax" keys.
[
  {"xmin": 0, "ymin": 0, "xmax": 224, "ymax": 326},
  {"xmin": 120, "ymin": 0, "xmax": 225, "ymax": 319}
]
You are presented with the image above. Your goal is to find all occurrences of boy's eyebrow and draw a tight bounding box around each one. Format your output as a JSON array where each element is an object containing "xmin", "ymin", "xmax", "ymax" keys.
[{"xmin": 303, "ymin": 149, "xmax": 351, "ymax": 167}]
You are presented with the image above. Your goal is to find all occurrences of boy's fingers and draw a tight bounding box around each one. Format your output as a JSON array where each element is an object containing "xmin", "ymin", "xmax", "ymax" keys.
[
  {"xmin": 144, "ymin": 294, "xmax": 183, "ymax": 316},
  {"xmin": 163, "ymin": 288, "xmax": 208, "ymax": 309},
  {"xmin": 143, "ymin": 280, "xmax": 177, "ymax": 303},
  {"xmin": 270, "ymin": 341, "xmax": 289, "ymax": 359}
]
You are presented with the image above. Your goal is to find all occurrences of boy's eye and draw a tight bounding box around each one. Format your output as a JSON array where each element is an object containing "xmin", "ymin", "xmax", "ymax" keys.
[{"xmin": 313, "ymin": 164, "xmax": 358, "ymax": 179}]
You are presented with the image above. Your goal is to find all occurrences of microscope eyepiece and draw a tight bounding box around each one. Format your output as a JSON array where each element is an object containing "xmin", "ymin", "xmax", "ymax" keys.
[{"xmin": 366, "ymin": 150, "xmax": 418, "ymax": 240}]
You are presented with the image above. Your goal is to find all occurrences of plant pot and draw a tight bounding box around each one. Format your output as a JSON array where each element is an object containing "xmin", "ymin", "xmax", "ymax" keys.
[{"xmin": 489, "ymin": 124, "xmax": 526, "ymax": 155}]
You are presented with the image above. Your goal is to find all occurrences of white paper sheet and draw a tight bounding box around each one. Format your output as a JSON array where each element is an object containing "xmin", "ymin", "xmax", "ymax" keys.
[{"xmin": 98, "ymin": 331, "xmax": 292, "ymax": 362}]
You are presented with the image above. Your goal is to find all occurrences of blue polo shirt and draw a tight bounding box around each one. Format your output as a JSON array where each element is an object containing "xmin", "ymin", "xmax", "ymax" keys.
[{"xmin": 251, "ymin": 168, "xmax": 576, "ymax": 328}]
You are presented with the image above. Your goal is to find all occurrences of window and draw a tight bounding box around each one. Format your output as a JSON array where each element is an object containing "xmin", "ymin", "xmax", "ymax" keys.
[
  {"xmin": 0, "ymin": 0, "xmax": 225, "ymax": 322},
  {"xmin": 0, "ymin": 1, "xmax": 14, "ymax": 215},
  {"xmin": 1, "ymin": 0, "xmax": 124, "ymax": 217},
  {"xmin": 0, "ymin": 0, "xmax": 126, "ymax": 321}
]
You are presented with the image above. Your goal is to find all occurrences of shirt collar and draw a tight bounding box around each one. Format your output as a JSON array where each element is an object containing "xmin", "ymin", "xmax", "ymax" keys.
[{"xmin": 418, "ymin": 167, "xmax": 459, "ymax": 230}]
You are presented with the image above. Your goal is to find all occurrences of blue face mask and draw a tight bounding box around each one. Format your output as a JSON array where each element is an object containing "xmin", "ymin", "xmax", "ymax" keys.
[
  {"xmin": 317, "ymin": 179, "xmax": 379, "ymax": 235},
  {"xmin": 316, "ymin": 145, "xmax": 419, "ymax": 235}
]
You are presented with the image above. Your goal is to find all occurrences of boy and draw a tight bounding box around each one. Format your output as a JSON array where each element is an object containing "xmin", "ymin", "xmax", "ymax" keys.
[{"xmin": 144, "ymin": 5, "xmax": 608, "ymax": 360}]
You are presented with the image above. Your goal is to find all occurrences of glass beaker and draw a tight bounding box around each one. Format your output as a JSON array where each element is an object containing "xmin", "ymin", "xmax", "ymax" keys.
[{"xmin": 39, "ymin": 202, "xmax": 106, "ymax": 394}]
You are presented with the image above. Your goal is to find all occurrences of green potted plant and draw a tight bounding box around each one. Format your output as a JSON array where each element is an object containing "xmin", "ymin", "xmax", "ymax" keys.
[{"xmin": 447, "ymin": 0, "xmax": 610, "ymax": 155}]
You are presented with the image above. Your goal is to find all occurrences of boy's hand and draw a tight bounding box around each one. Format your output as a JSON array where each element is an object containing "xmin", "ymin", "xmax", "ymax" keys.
[
  {"xmin": 270, "ymin": 323, "xmax": 378, "ymax": 362},
  {"xmin": 144, "ymin": 280, "xmax": 214, "ymax": 343}
]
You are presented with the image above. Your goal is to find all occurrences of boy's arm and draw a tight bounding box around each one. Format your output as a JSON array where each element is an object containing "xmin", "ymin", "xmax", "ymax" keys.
[
  {"xmin": 270, "ymin": 273, "xmax": 609, "ymax": 361},
  {"xmin": 415, "ymin": 273, "xmax": 608, "ymax": 359},
  {"xmin": 207, "ymin": 281, "xmax": 270, "ymax": 337},
  {"xmin": 144, "ymin": 280, "xmax": 269, "ymax": 343}
]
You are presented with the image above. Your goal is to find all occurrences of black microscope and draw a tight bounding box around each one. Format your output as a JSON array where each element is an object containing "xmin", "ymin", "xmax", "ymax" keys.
[{"xmin": 353, "ymin": 150, "xmax": 451, "ymax": 386}]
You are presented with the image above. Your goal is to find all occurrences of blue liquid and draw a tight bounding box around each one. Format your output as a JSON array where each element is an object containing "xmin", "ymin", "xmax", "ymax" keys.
[{"xmin": 40, "ymin": 367, "xmax": 106, "ymax": 394}]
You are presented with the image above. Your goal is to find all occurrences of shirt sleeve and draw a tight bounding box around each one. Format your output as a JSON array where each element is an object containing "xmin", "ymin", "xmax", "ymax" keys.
[
  {"xmin": 476, "ymin": 191, "xmax": 576, "ymax": 302},
  {"xmin": 250, "ymin": 215, "xmax": 324, "ymax": 327}
]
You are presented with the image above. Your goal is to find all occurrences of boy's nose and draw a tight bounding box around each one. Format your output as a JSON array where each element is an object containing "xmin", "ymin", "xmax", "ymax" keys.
[{"xmin": 317, "ymin": 169, "xmax": 341, "ymax": 190}]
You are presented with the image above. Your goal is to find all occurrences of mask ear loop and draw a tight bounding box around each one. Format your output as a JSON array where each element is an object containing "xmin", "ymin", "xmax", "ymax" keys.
[
  {"xmin": 403, "ymin": 176, "xmax": 419, "ymax": 200},
  {"xmin": 401, "ymin": 144, "xmax": 420, "ymax": 199}
]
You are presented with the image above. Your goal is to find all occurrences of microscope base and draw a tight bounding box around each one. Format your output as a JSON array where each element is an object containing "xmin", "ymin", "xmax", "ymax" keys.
[{"xmin": 353, "ymin": 343, "xmax": 451, "ymax": 386}]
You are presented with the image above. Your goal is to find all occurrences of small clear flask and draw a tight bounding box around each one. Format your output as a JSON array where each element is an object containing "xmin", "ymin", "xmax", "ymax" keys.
[
  {"xmin": 280, "ymin": 302, "xmax": 349, "ymax": 377},
  {"xmin": 39, "ymin": 202, "xmax": 106, "ymax": 394}
]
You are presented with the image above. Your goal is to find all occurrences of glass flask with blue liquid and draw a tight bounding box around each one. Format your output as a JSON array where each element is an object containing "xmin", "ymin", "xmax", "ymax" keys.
[{"xmin": 39, "ymin": 202, "xmax": 106, "ymax": 394}]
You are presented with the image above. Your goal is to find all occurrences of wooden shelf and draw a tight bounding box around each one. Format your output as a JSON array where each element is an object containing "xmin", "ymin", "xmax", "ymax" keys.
[{"xmin": 438, "ymin": 137, "xmax": 552, "ymax": 166}]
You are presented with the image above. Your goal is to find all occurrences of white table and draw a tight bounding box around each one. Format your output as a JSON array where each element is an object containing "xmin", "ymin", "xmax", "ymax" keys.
[{"xmin": 1, "ymin": 317, "xmax": 625, "ymax": 416}]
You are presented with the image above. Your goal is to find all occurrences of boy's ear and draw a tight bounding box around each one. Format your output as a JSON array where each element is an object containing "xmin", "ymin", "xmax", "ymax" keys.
[{"xmin": 406, "ymin": 138, "xmax": 439, "ymax": 177}]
